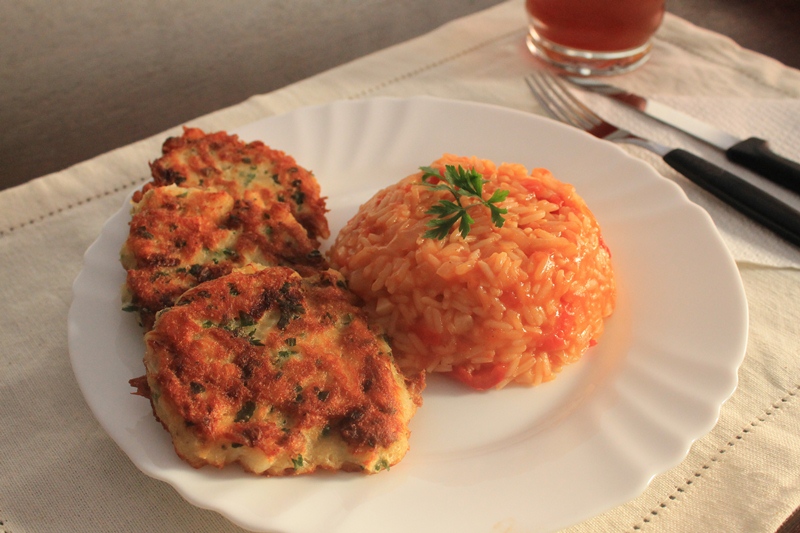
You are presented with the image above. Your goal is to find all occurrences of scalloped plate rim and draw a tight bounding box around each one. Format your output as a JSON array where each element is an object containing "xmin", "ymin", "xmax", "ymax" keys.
[{"xmin": 68, "ymin": 96, "xmax": 748, "ymax": 533}]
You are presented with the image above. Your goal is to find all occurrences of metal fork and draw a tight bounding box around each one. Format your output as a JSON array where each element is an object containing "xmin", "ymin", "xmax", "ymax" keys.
[{"xmin": 525, "ymin": 70, "xmax": 800, "ymax": 249}]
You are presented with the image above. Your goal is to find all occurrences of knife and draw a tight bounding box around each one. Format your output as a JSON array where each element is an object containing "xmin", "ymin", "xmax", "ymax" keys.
[{"xmin": 566, "ymin": 77, "xmax": 800, "ymax": 195}]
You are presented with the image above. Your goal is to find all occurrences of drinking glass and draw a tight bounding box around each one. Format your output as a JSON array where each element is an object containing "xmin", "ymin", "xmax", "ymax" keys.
[{"xmin": 526, "ymin": 0, "xmax": 666, "ymax": 76}]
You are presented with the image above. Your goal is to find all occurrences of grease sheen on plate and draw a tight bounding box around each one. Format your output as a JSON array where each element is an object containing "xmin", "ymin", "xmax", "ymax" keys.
[{"xmin": 68, "ymin": 96, "xmax": 747, "ymax": 533}]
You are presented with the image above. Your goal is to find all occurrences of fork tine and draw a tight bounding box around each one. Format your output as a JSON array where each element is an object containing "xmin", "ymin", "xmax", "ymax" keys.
[
  {"xmin": 525, "ymin": 74, "xmax": 574, "ymax": 125},
  {"xmin": 538, "ymin": 73, "xmax": 599, "ymax": 130},
  {"xmin": 525, "ymin": 71, "xmax": 603, "ymax": 131}
]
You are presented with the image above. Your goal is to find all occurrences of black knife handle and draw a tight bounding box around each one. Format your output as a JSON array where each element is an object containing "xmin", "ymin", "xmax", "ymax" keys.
[
  {"xmin": 663, "ymin": 148, "xmax": 800, "ymax": 248},
  {"xmin": 726, "ymin": 137, "xmax": 800, "ymax": 195}
]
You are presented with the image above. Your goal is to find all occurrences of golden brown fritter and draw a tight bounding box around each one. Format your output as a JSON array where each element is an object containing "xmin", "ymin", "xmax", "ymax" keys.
[
  {"xmin": 141, "ymin": 265, "xmax": 424, "ymax": 475},
  {"xmin": 139, "ymin": 127, "xmax": 329, "ymax": 240},
  {"xmin": 121, "ymin": 185, "xmax": 326, "ymax": 330}
]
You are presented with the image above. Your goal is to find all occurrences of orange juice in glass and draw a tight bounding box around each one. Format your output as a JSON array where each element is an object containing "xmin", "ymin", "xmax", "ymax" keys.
[{"xmin": 526, "ymin": 0, "xmax": 665, "ymax": 76}]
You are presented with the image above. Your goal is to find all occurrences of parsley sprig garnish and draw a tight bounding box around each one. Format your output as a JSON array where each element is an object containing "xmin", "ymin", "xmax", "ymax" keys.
[{"xmin": 419, "ymin": 165, "xmax": 509, "ymax": 240}]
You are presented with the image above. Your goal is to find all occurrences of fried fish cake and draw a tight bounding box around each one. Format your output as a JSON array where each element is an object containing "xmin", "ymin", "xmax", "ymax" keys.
[
  {"xmin": 121, "ymin": 185, "xmax": 326, "ymax": 330},
  {"xmin": 140, "ymin": 127, "xmax": 329, "ymax": 240},
  {"xmin": 141, "ymin": 266, "xmax": 424, "ymax": 475}
]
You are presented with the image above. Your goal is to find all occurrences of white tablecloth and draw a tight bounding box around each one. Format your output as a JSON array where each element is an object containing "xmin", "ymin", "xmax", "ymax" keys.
[{"xmin": 1, "ymin": 1, "xmax": 798, "ymax": 531}]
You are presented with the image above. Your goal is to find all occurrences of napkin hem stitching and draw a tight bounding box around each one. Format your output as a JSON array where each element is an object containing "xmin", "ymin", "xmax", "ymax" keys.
[
  {"xmin": 0, "ymin": 177, "xmax": 146, "ymax": 239},
  {"xmin": 629, "ymin": 383, "xmax": 799, "ymax": 532},
  {"xmin": 656, "ymin": 35, "xmax": 796, "ymax": 99},
  {"xmin": 346, "ymin": 27, "xmax": 526, "ymax": 99}
]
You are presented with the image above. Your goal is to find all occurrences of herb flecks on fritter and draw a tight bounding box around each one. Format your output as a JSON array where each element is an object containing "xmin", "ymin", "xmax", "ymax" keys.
[
  {"xmin": 141, "ymin": 266, "xmax": 423, "ymax": 476},
  {"xmin": 139, "ymin": 127, "xmax": 329, "ymax": 240},
  {"xmin": 121, "ymin": 185, "xmax": 326, "ymax": 330}
]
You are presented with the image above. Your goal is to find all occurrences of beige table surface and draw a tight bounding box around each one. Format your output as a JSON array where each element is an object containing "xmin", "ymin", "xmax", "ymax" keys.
[{"xmin": 2, "ymin": 1, "xmax": 799, "ymax": 532}]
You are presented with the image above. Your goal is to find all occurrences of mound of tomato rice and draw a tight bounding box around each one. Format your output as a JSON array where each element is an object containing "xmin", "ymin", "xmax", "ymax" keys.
[{"xmin": 328, "ymin": 155, "xmax": 616, "ymax": 390}]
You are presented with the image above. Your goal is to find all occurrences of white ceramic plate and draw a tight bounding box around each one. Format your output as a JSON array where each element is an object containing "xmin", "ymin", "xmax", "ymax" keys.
[{"xmin": 68, "ymin": 97, "xmax": 748, "ymax": 533}]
